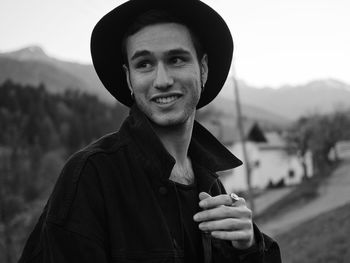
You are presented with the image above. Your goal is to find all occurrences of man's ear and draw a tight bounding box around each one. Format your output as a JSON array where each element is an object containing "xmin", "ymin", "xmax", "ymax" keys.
[
  {"xmin": 200, "ymin": 54, "xmax": 208, "ymax": 88},
  {"xmin": 123, "ymin": 64, "xmax": 133, "ymax": 93}
]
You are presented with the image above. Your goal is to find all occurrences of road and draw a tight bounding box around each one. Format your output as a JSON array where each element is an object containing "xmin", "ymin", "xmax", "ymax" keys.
[{"xmin": 259, "ymin": 160, "xmax": 350, "ymax": 237}]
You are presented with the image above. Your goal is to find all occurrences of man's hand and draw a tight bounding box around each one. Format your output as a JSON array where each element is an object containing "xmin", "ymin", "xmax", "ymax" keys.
[{"xmin": 193, "ymin": 192, "xmax": 255, "ymax": 250}]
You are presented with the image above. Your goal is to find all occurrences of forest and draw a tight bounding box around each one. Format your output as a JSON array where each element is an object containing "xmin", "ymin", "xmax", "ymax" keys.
[{"xmin": 0, "ymin": 80, "xmax": 128, "ymax": 262}]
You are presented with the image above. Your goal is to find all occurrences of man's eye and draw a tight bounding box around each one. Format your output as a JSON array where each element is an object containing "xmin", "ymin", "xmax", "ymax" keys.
[
  {"xmin": 136, "ymin": 61, "xmax": 152, "ymax": 69},
  {"xmin": 170, "ymin": 57, "xmax": 185, "ymax": 65}
]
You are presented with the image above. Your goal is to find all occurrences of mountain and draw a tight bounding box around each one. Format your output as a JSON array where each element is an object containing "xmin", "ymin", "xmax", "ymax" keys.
[
  {"xmin": 1, "ymin": 46, "xmax": 350, "ymax": 123},
  {"xmin": 221, "ymin": 77, "xmax": 350, "ymax": 120},
  {"xmin": 198, "ymin": 97, "xmax": 291, "ymax": 131},
  {"xmin": 214, "ymin": 97, "xmax": 291, "ymax": 129},
  {"xmin": 0, "ymin": 46, "xmax": 113, "ymax": 103},
  {"xmin": 0, "ymin": 46, "xmax": 290, "ymax": 129}
]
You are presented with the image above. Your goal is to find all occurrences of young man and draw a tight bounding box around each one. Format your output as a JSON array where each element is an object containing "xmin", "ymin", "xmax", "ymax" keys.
[{"xmin": 19, "ymin": 0, "xmax": 281, "ymax": 262}]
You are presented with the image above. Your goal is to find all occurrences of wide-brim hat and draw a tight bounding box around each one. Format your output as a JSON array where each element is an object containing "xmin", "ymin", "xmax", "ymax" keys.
[{"xmin": 91, "ymin": 0, "xmax": 233, "ymax": 109}]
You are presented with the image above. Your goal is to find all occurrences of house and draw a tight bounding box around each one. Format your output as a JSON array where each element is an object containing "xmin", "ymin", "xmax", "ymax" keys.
[
  {"xmin": 200, "ymin": 117, "xmax": 266, "ymax": 146},
  {"xmin": 329, "ymin": 140, "xmax": 350, "ymax": 160},
  {"xmin": 220, "ymin": 131, "xmax": 313, "ymax": 192},
  {"xmin": 198, "ymin": 108, "xmax": 314, "ymax": 192}
]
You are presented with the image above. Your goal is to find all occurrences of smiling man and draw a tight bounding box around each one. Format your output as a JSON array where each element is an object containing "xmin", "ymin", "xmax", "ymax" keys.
[
  {"xmin": 19, "ymin": 0, "xmax": 281, "ymax": 262},
  {"xmin": 124, "ymin": 23, "xmax": 204, "ymax": 129}
]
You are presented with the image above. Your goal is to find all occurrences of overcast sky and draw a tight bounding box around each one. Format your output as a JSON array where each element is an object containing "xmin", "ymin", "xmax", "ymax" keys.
[{"xmin": 1, "ymin": 0, "xmax": 349, "ymax": 88}]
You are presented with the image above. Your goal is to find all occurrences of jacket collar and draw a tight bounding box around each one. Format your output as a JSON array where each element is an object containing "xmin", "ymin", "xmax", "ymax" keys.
[{"xmin": 120, "ymin": 105, "xmax": 242, "ymax": 186}]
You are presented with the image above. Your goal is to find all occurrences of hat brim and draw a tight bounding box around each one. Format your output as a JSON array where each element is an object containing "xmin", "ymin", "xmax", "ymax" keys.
[{"xmin": 91, "ymin": 0, "xmax": 233, "ymax": 109}]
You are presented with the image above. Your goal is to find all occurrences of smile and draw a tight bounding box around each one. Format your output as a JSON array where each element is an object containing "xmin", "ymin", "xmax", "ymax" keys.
[{"xmin": 153, "ymin": 95, "xmax": 181, "ymax": 104}]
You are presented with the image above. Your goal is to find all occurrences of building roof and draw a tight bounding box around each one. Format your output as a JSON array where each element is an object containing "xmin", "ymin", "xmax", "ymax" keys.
[{"xmin": 200, "ymin": 118, "xmax": 267, "ymax": 146}]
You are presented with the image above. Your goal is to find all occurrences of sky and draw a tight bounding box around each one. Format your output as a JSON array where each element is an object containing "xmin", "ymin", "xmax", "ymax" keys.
[{"xmin": 1, "ymin": 0, "xmax": 349, "ymax": 88}]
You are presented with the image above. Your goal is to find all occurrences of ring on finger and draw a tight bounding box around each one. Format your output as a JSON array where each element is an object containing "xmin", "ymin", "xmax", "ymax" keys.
[{"xmin": 229, "ymin": 193, "xmax": 240, "ymax": 205}]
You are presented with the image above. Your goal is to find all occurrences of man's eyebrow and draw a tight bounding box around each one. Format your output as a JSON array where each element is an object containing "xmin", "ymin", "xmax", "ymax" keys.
[
  {"xmin": 166, "ymin": 48, "xmax": 191, "ymax": 56},
  {"xmin": 130, "ymin": 48, "xmax": 192, "ymax": 61},
  {"xmin": 130, "ymin": 50, "xmax": 151, "ymax": 61}
]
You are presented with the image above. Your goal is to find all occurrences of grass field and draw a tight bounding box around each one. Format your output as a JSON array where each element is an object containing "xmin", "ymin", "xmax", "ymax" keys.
[{"xmin": 275, "ymin": 202, "xmax": 350, "ymax": 263}]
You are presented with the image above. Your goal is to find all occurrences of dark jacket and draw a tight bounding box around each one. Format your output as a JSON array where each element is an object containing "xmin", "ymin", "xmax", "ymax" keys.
[{"xmin": 19, "ymin": 105, "xmax": 281, "ymax": 263}]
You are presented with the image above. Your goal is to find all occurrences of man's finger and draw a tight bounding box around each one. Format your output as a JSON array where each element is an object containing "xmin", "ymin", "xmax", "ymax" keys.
[
  {"xmin": 199, "ymin": 193, "xmax": 245, "ymax": 209},
  {"xmin": 211, "ymin": 230, "xmax": 251, "ymax": 242},
  {"xmin": 193, "ymin": 205, "xmax": 251, "ymax": 222},
  {"xmin": 198, "ymin": 218, "xmax": 250, "ymax": 232},
  {"xmin": 199, "ymin": 192, "xmax": 211, "ymax": 201}
]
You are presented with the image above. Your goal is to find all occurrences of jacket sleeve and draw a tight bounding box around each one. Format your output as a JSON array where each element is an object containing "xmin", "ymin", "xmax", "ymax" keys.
[
  {"xmin": 19, "ymin": 157, "xmax": 109, "ymax": 263},
  {"xmin": 234, "ymin": 224, "xmax": 282, "ymax": 263}
]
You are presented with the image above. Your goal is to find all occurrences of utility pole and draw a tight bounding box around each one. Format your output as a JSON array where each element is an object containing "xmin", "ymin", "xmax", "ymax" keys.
[{"xmin": 231, "ymin": 68, "xmax": 255, "ymax": 213}]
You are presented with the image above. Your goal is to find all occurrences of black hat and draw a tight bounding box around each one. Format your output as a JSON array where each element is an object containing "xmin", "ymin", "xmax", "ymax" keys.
[{"xmin": 91, "ymin": 0, "xmax": 233, "ymax": 109}]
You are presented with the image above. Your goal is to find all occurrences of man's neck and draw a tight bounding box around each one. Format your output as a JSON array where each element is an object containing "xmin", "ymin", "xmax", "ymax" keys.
[
  {"xmin": 152, "ymin": 117, "xmax": 194, "ymax": 164},
  {"xmin": 151, "ymin": 115, "xmax": 195, "ymax": 184}
]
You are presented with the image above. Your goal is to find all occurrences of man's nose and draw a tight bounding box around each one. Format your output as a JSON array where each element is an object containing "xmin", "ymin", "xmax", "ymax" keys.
[{"xmin": 153, "ymin": 63, "xmax": 174, "ymax": 89}]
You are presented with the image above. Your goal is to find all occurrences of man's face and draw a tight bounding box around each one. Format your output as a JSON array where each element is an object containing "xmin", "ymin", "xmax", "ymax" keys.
[{"xmin": 124, "ymin": 23, "xmax": 208, "ymax": 127}]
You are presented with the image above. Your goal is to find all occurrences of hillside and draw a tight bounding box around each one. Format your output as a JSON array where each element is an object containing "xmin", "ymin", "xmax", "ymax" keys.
[
  {"xmin": 211, "ymin": 97, "xmax": 291, "ymax": 130},
  {"xmin": 221, "ymin": 77, "xmax": 350, "ymax": 120},
  {"xmin": 0, "ymin": 56, "xmax": 87, "ymax": 94},
  {"xmin": 276, "ymin": 203, "xmax": 350, "ymax": 263},
  {"xmin": 0, "ymin": 46, "xmax": 113, "ymax": 103},
  {"xmin": 0, "ymin": 80, "xmax": 129, "ymax": 263},
  {"xmin": 253, "ymin": 159, "xmax": 350, "ymax": 262}
]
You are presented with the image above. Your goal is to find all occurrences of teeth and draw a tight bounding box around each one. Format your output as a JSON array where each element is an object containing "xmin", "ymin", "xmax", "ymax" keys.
[{"xmin": 155, "ymin": 96, "xmax": 178, "ymax": 104}]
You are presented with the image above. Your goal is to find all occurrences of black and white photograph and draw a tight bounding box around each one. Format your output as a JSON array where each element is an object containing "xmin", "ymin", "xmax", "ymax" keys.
[{"xmin": 0, "ymin": 0, "xmax": 349, "ymax": 262}]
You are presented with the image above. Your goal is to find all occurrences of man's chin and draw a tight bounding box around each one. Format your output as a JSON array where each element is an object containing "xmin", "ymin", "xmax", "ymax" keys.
[
  {"xmin": 150, "ymin": 117, "xmax": 184, "ymax": 128},
  {"xmin": 148, "ymin": 113, "xmax": 190, "ymax": 128}
]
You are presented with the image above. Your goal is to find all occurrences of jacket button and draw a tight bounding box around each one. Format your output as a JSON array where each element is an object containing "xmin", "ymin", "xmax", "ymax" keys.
[{"xmin": 159, "ymin": 186, "xmax": 167, "ymax": 195}]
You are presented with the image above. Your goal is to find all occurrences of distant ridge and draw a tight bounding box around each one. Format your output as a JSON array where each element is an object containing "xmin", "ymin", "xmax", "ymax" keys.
[
  {"xmin": 1, "ymin": 46, "xmax": 49, "ymax": 61},
  {"xmin": 221, "ymin": 77, "xmax": 350, "ymax": 120},
  {"xmin": 0, "ymin": 46, "xmax": 113, "ymax": 103},
  {"xmin": 1, "ymin": 46, "xmax": 350, "ymax": 121}
]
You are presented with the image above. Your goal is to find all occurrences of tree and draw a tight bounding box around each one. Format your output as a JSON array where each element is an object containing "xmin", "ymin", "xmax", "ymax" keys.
[
  {"xmin": 287, "ymin": 110, "xmax": 350, "ymax": 177},
  {"xmin": 286, "ymin": 116, "xmax": 314, "ymax": 179},
  {"xmin": 0, "ymin": 112, "xmax": 30, "ymax": 263}
]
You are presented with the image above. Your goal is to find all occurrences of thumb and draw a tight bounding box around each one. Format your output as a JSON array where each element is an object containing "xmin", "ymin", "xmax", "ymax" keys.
[{"xmin": 199, "ymin": 192, "xmax": 211, "ymax": 201}]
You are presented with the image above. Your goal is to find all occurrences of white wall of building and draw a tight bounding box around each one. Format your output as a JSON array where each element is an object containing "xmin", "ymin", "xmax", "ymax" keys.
[{"xmin": 221, "ymin": 142, "xmax": 313, "ymax": 193}]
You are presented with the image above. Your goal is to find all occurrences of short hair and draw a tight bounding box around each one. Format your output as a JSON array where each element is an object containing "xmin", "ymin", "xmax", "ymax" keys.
[{"xmin": 121, "ymin": 9, "xmax": 205, "ymax": 66}]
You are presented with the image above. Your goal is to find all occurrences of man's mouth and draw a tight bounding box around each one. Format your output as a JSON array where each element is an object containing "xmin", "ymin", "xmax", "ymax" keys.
[{"xmin": 153, "ymin": 95, "xmax": 180, "ymax": 104}]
